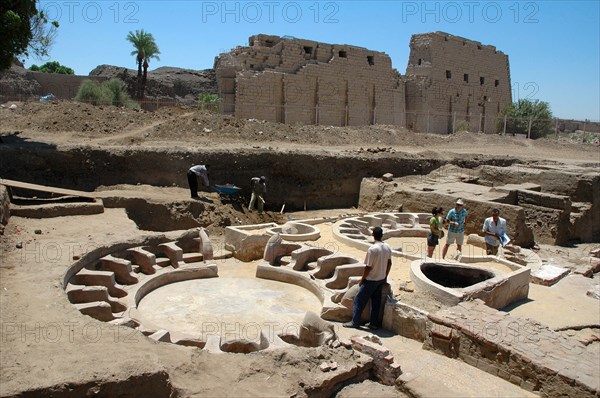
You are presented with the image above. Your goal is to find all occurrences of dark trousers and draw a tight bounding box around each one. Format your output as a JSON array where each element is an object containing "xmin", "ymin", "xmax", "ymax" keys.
[
  {"xmin": 187, "ymin": 171, "xmax": 198, "ymax": 197},
  {"xmin": 352, "ymin": 279, "xmax": 386, "ymax": 326}
]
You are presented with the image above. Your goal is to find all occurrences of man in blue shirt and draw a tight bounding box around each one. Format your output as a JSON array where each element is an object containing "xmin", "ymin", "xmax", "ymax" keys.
[{"xmin": 443, "ymin": 198, "xmax": 468, "ymax": 259}]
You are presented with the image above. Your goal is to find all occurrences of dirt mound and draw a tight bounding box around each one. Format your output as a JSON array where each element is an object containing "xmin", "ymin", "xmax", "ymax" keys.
[
  {"xmin": 0, "ymin": 100, "xmax": 162, "ymax": 136},
  {"xmin": 1, "ymin": 100, "xmax": 598, "ymax": 166},
  {"xmin": 89, "ymin": 64, "xmax": 217, "ymax": 106},
  {"xmin": 0, "ymin": 64, "xmax": 42, "ymax": 99}
]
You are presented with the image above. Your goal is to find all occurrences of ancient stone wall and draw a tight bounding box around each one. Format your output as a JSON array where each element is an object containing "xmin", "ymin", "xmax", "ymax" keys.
[
  {"xmin": 25, "ymin": 72, "xmax": 107, "ymax": 99},
  {"xmin": 215, "ymin": 34, "xmax": 405, "ymax": 127},
  {"xmin": 405, "ymin": 32, "xmax": 512, "ymax": 134},
  {"xmin": 559, "ymin": 119, "xmax": 600, "ymax": 134},
  {"xmin": 425, "ymin": 300, "xmax": 599, "ymax": 397}
]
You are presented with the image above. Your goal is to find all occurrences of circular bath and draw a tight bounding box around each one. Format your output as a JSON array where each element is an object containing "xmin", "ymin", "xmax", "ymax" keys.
[
  {"xmin": 421, "ymin": 262, "xmax": 495, "ymax": 288},
  {"xmin": 410, "ymin": 260, "xmax": 498, "ymax": 306},
  {"xmin": 136, "ymin": 277, "xmax": 322, "ymax": 348},
  {"xmin": 266, "ymin": 222, "xmax": 320, "ymax": 241}
]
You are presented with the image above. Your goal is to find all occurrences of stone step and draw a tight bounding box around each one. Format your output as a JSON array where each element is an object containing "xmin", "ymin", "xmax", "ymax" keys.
[
  {"xmin": 126, "ymin": 247, "xmax": 158, "ymax": 274},
  {"xmin": 98, "ymin": 255, "xmax": 138, "ymax": 285},
  {"xmin": 325, "ymin": 264, "xmax": 365, "ymax": 290},
  {"xmin": 65, "ymin": 284, "xmax": 127, "ymax": 313},
  {"xmin": 66, "ymin": 284, "xmax": 109, "ymax": 303},
  {"xmin": 71, "ymin": 269, "xmax": 127, "ymax": 298},
  {"xmin": 155, "ymin": 257, "xmax": 171, "ymax": 267},
  {"xmin": 312, "ymin": 255, "xmax": 360, "ymax": 279},
  {"xmin": 148, "ymin": 329, "xmax": 171, "ymax": 343},
  {"xmin": 158, "ymin": 242, "xmax": 185, "ymax": 268},
  {"xmin": 74, "ymin": 301, "xmax": 115, "ymax": 322},
  {"xmin": 291, "ymin": 247, "xmax": 332, "ymax": 271},
  {"xmin": 183, "ymin": 252, "xmax": 203, "ymax": 263}
]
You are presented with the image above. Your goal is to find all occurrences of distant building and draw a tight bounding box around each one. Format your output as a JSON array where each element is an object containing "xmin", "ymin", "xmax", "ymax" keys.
[
  {"xmin": 214, "ymin": 32, "xmax": 513, "ymax": 134},
  {"xmin": 215, "ymin": 34, "xmax": 404, "ymax": 127},
  {"xmin": 405, "ymin": 31, "xmax": 512, "ymax": 134}
]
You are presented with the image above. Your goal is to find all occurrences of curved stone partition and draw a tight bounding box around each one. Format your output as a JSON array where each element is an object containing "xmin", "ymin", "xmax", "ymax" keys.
[
  {"xmin": 333, "ymin": 212, "xmax": 431, "ymax": 260},
  {"xmin": 256, "ymin": 242, "xmax": 374, "ymax": 322},
  {"xmin": 409, "ymin": 260, "xmax": 530, "ymax": 309},
  {"xmin": 65, "ymin": 228, "xmax": 222, "ymax": 324},
  {"xmin": 266, "ymin": 222, "xmax": 321, "ymax": 241},
  {"xmin": 65, "ymin": 228, "xmax": 340, "ymax": 354}
]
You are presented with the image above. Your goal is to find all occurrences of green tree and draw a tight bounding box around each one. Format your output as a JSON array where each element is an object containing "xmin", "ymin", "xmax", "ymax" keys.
[
  {"xmin": 126, "ymin": 29, "xmax": 160, "ymax": 99},
  {"xmin": 198, "ymin": 93, "xmax": 221, "ymax": 111},
  {"xmin": 29, "ymin": 61, "xmax": 74, "ymax": 74},
  {"xmin": 497, "ymin": 99, "xmax": 554, "ymax": 139},
  {"xmin": 0, "ymin": 0, "xmax": 58, "ymax": 70},
  {"xmin": 74, "ymin": 80, "xmax": 113, "ymax": 106},
  {"xmin": 104, "ymin": 78, "xmax": 137, "ymax": 108},
  {"xmin": 75, "ymin": 78, "xmax": 138, "ymax": 109},
  {"xmin": 141, "ymin": 41, "xmax": 160, "ymax": 100}
]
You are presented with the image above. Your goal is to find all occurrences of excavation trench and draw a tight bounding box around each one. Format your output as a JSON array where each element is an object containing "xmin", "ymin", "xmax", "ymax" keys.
[{"xmin": 0, "ymin": 145, "xmax": 518, "ymax": 210}]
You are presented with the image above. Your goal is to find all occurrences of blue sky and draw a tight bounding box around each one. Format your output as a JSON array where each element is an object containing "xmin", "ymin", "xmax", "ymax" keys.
[{"xmin": 25, "ymin": 0, "xmax": 600, "ymax": 120}]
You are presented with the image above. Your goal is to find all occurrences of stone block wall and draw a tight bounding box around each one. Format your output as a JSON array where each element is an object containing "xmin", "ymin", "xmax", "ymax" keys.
[
  {"xmin": 559, "ymin": 119, "xmax": 600, "ymax": 134},
  {"xmin": 405, "ymin": 32, "xmax": 512, "ymax": 134},
  {"xmin": 479, "ymin": 165, "xmax": 600, "ymax": 244},
  {"xmin": 26, "ymin": 72, "xmax": 107, "ymax": 99},
  {"xmin": 425, "ymin": 300, "xmax": 599, "ymax": 397},
  {"xmin": 215, "ymin": 34, "xmax": 405, "ymax": 127}
]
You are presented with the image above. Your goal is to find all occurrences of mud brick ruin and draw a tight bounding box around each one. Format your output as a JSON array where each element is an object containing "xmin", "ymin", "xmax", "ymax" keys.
[
  {"xmin": 404, "ymin": 32, "xmax": 512, "ymax": 134},
  {"xmin": 215, "ymin": 32, "xmax": 512, "ymax": 134},
  {"xmin": 215, "ymin": 34, "xmax": 404, "ymax": 126}
]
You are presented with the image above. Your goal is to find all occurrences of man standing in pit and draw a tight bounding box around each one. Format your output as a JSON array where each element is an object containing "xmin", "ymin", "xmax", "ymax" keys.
[
  {"xmin": 443, "ymin": 198, "xmax": 468, "ymax": 259},
  {"xmin": 482, "ymin": 208, "xmax": 508, "ymax": 255},
  {"xmin": 343, "ymin": 226, "xmax": 392, "ymax": 330},
  {"xmin": 249, "ymin": 176, "xmax": 267, "ymax": 212},
  {"xmin": 187, "ymin": 164, "xmax": 209, "ymax": 199}
]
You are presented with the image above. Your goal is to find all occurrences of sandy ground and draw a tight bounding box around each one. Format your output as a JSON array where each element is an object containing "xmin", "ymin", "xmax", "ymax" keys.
[
  {"xmin": 1, "ymin": 101, "xmax": 599, "ymax": 165},
  {"xmin": 1, "ymin": 101, "xmax": 599, "ymax": 396}
]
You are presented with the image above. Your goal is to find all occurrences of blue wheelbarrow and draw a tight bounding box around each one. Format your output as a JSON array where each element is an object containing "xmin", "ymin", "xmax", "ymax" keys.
[{"xmin": 213, "ymin": 184, "xmax": 242, "ymax": 195}]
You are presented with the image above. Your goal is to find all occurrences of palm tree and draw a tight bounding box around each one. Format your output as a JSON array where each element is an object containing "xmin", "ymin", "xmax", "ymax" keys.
[
  {"xmin": 141, "ymin": 41, "xmax": 160, "ymax": 100},
  {"xmin": 126, "ymin": 29, "xmax": 160, "ymax": 99}
]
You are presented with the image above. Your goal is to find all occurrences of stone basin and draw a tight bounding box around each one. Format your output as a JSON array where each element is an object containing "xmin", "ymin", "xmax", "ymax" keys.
[{"xmin": 410, "ymin": 260, "xmax": 530, "ymax": 309}]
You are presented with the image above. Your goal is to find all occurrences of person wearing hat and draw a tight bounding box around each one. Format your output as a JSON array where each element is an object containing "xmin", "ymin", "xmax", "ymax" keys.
[
  {"xmin": 187, "ymin": 164, "xmax": 209, "ymax": 199},
  {"xmin": 442, "ymin": 198, "xmax": 468, "ymax": 259},
  {"xmin": 343, "ymin": 226, "xmax": 392, "ymax": 330},
  {"xmin": 249, "ymin": 175, "xmax": 267, "ymax": 211}
]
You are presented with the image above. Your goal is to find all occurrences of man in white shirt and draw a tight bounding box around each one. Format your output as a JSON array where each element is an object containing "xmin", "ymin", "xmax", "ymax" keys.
[
  {"xmin": 482, "ymin": 208, "xmax": 508, "ymax": 255},
  {"xmin": 187, "ymin": 164, "xmax": 209, "ymax": 198},
  {"xmin": 343, "ymin": 226, "xmax": 392, "ymax": 330}
]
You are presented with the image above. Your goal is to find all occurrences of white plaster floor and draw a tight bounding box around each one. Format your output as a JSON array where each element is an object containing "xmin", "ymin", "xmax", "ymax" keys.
[{"xmin": 137, "ymin": 260, "xmax": 322, "ymax": 339}]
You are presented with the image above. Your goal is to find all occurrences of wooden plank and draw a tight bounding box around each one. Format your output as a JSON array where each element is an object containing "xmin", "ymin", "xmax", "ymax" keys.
[{"xmin": 0, "ymin": 179, "xmax": 97, "ymax": 199}]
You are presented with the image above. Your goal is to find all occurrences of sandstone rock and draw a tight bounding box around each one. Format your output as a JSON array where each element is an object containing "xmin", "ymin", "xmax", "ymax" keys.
[
  {"xmin": 319, "ymin": 362, "xmax": 331, "ymax": 372},
  {"xmin": 530, "ymin": 264, "xmax": 570, "ymax": 286},
  {"xmin": 586, "ymin": 285, "xmax": 600, "ymax": 300}
]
